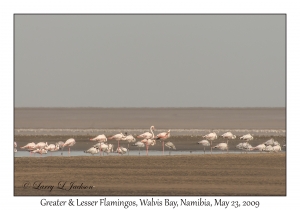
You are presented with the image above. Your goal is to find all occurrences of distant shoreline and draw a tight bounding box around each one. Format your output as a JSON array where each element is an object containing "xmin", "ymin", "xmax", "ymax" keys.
[{"xmin": 15, "ymin": 107, "xmax": 285, "ymax": 130}]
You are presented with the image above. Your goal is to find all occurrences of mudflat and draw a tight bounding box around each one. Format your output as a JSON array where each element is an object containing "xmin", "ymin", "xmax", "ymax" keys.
[
  {"xmin": 14, "ymin": 154, "xmax": 286, "ymax": 196},
  {"xmin": 14, "ymin": 107, "xmax": 285, "ymax": 129}
]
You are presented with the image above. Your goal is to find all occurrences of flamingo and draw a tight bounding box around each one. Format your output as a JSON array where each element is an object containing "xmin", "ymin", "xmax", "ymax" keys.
[
  {"xmin": 108, "ymin": 133, "xmax": 126, "ymax": 150},
  {"xmin": 39, "ymin": 149, "xmax": 48, "ymax": 155},
  {"xmin": 31, "ymin": 148, "xmax": 41, "ymax": 154},
  {"xmin": 221, "ymin": 132, "xmax": 236, "ymax": 139},
  {"xmin": 165, "ymin": 141, "xmax": 176, "ymax": 155},
  {"xmin": 63, "ymin": 138, "xmax": 76, "ymax": 156},
  {"xmin": 90, "ymin": 134, "xmax": 107, "ymax": 142},
  {"xmin": 45, "ymin": 144, "xmax": 60, "ymax": 156},
  {"xmin": 122, "ymin": 133, "xmax": 136, "ymax": 155},
  {"xmin": 35, "ymin": 142, "xmax": 48, "ymax": 150},
  {"xmin": 141, "ymin": 138, "xmax": 156, "ymax": 156},
  {"xmin": 273, "ymin": 145, "xmax": 281, "ymax": 153},
  {"xmin": 14, "ymin": 142, "xmax": 17, "ymax": 153},
  {"xmin": 264, "ymin": 138, "xmax": 274, "ymax": 145},
  {"xmin": 116, "ymin": 146, "xmax": 127, "ymax": 155},
  {"xmin": 20, "ymin": 142, "xmax": 36, "ymax": 156},
  {"xmin": 94, "ymin": 142, "xmax": 107, "ymax": 156},
  {"xmin": 84, "ymin": 147, "xmax": 99, "ymax": 156},
  {"xmin": 273, "ymin": 141, "xmax": 280, "ymax": 146},
  {"xmin": 250, "ymin": 144, "xmax": 266, "ymax": 152},
  {"xmin": 55, "ymin": 141, "xmax": 65, "ymax": 155},
  {"xmin": 103, "ymin": 144, "xmax": 114, "ymax": 155},
  {"xmin": 236, "ymin": 142, "xmax": 244, "ymax": 150},
  {"xmin": 137, "ymin": 126, "xmax": 155, "ymax": 139},
  {"xmin": 132, "ymin": 141, "xmax": 145, "ymax": 155},
  {"xmin": 242, "ymin": 142, "xmax": 252, "ymax": 153},
  {"xmin": 221, "ymin": 132, "xmax": 236, "ymax": 153},
  {"xmin": 240, "ymin": 134, "xmax": 253, "ymax": 141},
  {"xmin": 263, "ymin": 145, "xmax": 274, "ymax": 152},
  {"xmin": 202, "ymin": 132, "xmax": 217, "ymax": 154},
  {"xmin": 236, "ymin": 142, "xmax": 251, "ymax": 153},
  {"xmin": 213, "ymin": 143, "xmax": 228, "ymax": 153},
  {"xmin": 198, "ymin": 140, "xmax": 210, "ymax": 154},
  {"xmin": 21, "ymin": 142, "xmax": 36, "ymax": 150},
  {"xmin": 155, "ymin": 129, "xmax": 171, "ymax": 155},
  {"xmin": 107, "ymin": 144, "xmax": 114, "ymax": 154},
  {"xmin": 56, "ymin": 141, "xmax": 64, "ymax": 150}
]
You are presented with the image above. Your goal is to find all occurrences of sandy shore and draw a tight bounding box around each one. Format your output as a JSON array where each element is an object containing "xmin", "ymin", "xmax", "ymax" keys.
[{"xmin": 14, "ymin": 154, "xmax": 286, "ymax": 196}]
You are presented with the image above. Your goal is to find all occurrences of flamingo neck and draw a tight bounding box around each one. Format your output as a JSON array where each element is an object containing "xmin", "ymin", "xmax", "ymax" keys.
[{"xmin": 150, "ymin": 127, "xmax": 154, "ymax": 139}]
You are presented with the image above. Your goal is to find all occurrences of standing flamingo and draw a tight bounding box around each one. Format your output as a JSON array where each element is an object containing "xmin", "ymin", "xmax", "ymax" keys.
[
  {"xmin": 240, "ymin": 134, "xmax": 253, "ymax": 141},
  {"xmin": 108, "ymin": 133, "xmax": 126, "ymax": 150},
  {"xmin": 221, "ymin": 132, "xmax": 236, "ymax": 153},
  {"xmin": 137, "ymin": 126, "xmax": 155, "ymax": 139},
  {"xmin": 202, "ymin": 132, "xmax": 218, "ymax": 154},
  {"xmin": 141, "ymin": 139, "xmax": 156, "ymax": 156},
  {"xmin": 250, "ymin": 144, "xmax": 266, "ymax": 153},
  {"xmin": 155, "ymin": 129, "xmax": 171, "ymax": 155},
  {"xmin": 90, "ymin": 134, "xmax": 107, "ymax": 142},
  {"xmin": 34, "ymin": 142, "xmax": 48, "ymax": 150},
  {"xmin": 132, "ymin": 141, "xmax": 145, "ymax": 155},
  {"xmin": 122, "ymin": 133, "xmax": 136, "ymax": 155},
  {"xmin": 198, "ymin": 140, "xmax": 210, "ymax": 154},
  {"xmin": 20, "ymin": 142, "xmax": 36, "ymax": 156},
  {"xmin": 63, "ymin": 138, "xmax": 76, "ymax": 156},
  {"xmin": 165, "ymin": 141, "xmax": 176, "ymax": 155},
  {"xmin": 213, "ymin": 143, "xmax": 228, "ymax": 153}
]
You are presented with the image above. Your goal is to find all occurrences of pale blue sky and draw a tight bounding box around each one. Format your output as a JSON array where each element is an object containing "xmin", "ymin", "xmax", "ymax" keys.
[{"xmin": 15, "ymin": 14, "xmax": 285, "ymax": 107}]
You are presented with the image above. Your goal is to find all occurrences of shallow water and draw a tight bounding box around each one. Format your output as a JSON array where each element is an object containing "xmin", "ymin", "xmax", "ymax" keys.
[{"xmin": 14, "ymin": 149, "xmax": 285, "ymax": 158}]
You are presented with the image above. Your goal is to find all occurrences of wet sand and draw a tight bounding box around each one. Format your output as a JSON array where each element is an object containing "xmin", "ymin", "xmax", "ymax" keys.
[{"xmin": 14, "ymin": 154, "xmax": 286, "ymax": 196}]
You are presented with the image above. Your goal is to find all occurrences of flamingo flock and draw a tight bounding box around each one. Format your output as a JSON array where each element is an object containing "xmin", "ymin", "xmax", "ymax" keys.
[
  {"xmin": 18, "ymin": 138, "xmax": 76, "ymax": 156},
  {"xmin": 16, "ymin": 127, "xmax": 285, "ymax": 157}
]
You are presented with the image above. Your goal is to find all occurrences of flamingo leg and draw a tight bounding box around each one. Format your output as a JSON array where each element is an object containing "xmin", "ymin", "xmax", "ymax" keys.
[
  {"xmin": 211, "ymin": 141, "xmax": 212, "ymax": 154},
  {"xmin": 128, "ymin": 143, "xmax": 129, "ymax": 156},
  {"xmin": 139, "ymin": 148, "xmax": 140, "ymax": 156},
  {"xmin": 162, "ymin": 141, "xmax": 164, "ymax": 155},
  {"xmin": 227, "ymin": 140, "xmax": 229, "ymax": 154},
  {"xmin": 204, "ymin": 147, "xmax": 205, "ymax": 154},
  {"xmin": 146, "ymin": 144, "xmax": 148, "ymax": 156},
  {"xmin": 69, "ymin": 147, "xmax": 70, "ymax": 156}
]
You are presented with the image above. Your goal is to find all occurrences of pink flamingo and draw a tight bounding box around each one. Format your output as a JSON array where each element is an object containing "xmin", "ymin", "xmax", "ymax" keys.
[
  {"xmin": 155, "ymin": 129, "xmax": 171, "ymax": 155},
  {"xmin": 90, "ymin": 134, "xmax": 107, "ymax": 142},
  {"xmin": 141, "ymin": 139, "xmax": 156, "ymax": 156},
  {"xmin": 202, "ymin": 132, "xmax": 218, "ymax": 154},
  {"xmin": 35, "ymin": 142, "xmax": 48, "ymax": 150},
  {"xmin": 123, "ymin": 133, "xmax": 136, "ymax": 155},
  {"xmin": 63, "ymin": 138, "xmax": 76, "ymax": 156},
  {"xmin": 108, "ymin": 133, "xmax": 126, "ymax": 150},
  {"xmin": 45, "ymin": 144, "xmax": 59, "ymax": 156},
  {"xmin": 137, "ymin": 126, "xmax": 155, "ymax": 139},
  {"xmin": 20, "ymin": 142, "xmax": 36, "ymax": 156}
]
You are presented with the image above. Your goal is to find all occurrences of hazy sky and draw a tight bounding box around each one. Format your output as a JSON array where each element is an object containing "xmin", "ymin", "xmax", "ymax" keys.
[{"xmin": 15, "ymin": 14, "xmax": 285, "ymax": 107}]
